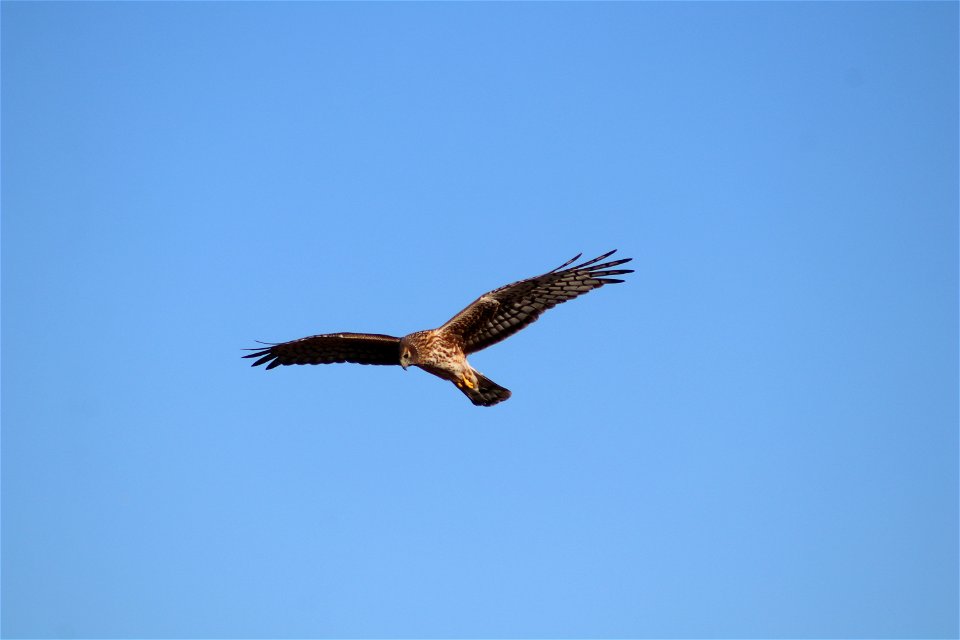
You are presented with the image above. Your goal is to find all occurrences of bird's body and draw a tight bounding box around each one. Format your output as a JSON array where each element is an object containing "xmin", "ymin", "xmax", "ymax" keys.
[{"xmin": 245, "ymin": 251, "xmax": 632, "ymax": 406}]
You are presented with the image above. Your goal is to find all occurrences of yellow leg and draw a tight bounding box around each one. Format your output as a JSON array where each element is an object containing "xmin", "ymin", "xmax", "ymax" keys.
[{"xmin": 461, "ymin": 374, "xmax": 477, "ymax": 390}]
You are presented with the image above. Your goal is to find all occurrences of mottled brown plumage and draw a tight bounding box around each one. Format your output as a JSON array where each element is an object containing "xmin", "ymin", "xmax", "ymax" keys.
[{"xmin": 244, "ymin": 250, "xmax": 632, "ymax": 406}]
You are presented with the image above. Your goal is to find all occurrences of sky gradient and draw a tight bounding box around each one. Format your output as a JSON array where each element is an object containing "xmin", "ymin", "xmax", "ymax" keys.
[{"xmin": 2, "ymin": 3, "xmax": 958, "ymax": 638}]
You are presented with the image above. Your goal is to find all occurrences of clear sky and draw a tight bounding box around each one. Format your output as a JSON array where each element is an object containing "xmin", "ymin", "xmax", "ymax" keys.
[{"xmin": 2, "ymin": 2, "xmax": 957, "ymax": 638}]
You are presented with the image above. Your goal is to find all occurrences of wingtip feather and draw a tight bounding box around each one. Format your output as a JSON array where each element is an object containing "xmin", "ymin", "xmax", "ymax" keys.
[
  {"xmin": 550, "ymin": 253, "xmax": 583, "ymax": 273},
  {"xmin": 251, "ymin": 353, "xmax": 277, "ymax": 367}
]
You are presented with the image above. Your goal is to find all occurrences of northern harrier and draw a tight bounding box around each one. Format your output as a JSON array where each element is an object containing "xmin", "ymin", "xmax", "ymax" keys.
[{"xmin": 244, "ymin": 250, "xmax": 633, "ymax": 406}]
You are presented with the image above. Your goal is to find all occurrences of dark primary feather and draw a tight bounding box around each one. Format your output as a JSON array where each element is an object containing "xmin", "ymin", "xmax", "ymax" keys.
[
  {"xmin": 243, "ymin": 332, "xmax": 401, "ymax": 369},
  {"xmin": 457, "ymin": 250, "xmax": 633, "ymax": 354}
]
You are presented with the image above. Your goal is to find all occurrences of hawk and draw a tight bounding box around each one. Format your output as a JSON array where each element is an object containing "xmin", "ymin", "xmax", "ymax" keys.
[{"xmin": 244, "ymin": 250, "xmax": 633, "ymax": 406}]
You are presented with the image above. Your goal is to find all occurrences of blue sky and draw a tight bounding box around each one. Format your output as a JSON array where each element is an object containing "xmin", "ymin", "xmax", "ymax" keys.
[{"xmin": 2, "ymin": 2, "xmax": 957, "ymax": 638}]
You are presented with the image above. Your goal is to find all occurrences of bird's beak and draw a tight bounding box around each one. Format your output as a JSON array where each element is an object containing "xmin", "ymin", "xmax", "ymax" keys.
[{"xmin": 401, "ymin": 362, "xmax": 408, "ymax": 371}]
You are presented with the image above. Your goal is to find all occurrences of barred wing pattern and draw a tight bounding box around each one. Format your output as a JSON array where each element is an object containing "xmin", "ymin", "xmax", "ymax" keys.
[
  {"xmin": 243, "ymin": 332, "xmax": 401, "ymax": 369},
  {"xmin": 458, "ymin": 250, "xmax": 633, "ymax": 354}
]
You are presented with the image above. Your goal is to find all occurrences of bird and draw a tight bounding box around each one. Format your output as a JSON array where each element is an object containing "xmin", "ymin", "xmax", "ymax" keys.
[{"xmin": 244, "ymin": 250, "xmax": 633, "ymax": 406}]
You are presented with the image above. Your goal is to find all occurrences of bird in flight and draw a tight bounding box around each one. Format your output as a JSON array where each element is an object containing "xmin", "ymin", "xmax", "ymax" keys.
[{"xmin": 244, "ymin": 250, "xmax": 633, "ymax": 406}]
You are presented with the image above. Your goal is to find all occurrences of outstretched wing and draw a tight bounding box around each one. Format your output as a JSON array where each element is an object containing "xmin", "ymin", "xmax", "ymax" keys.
[
  {"xmin": 243, "ymin": 332, "xmax": 401, "ymax": 369},
  {"xmin": 447, "ymin": 250, "xmax": 633, "ymax": 355}
]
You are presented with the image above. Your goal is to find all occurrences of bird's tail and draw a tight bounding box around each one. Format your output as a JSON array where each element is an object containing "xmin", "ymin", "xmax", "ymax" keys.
[{"xmin": 460, "ymin": 370, "xmax": 512, "ymax": 407}]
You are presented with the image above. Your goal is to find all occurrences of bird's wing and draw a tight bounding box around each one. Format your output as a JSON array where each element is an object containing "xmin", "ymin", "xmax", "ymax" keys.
[
  {"xmin": 444, "ymin": 250, "xmax": 633, "ymax": 355},
  {"xmin": 243, "ymin": 332, "xmax": 401, "ymax": 369}
]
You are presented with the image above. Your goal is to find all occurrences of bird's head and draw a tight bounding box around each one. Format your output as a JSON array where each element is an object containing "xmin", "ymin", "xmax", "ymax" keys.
[{"xmin": 399, "ymin": 338, "xmax": 418, "ymax": 370}]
